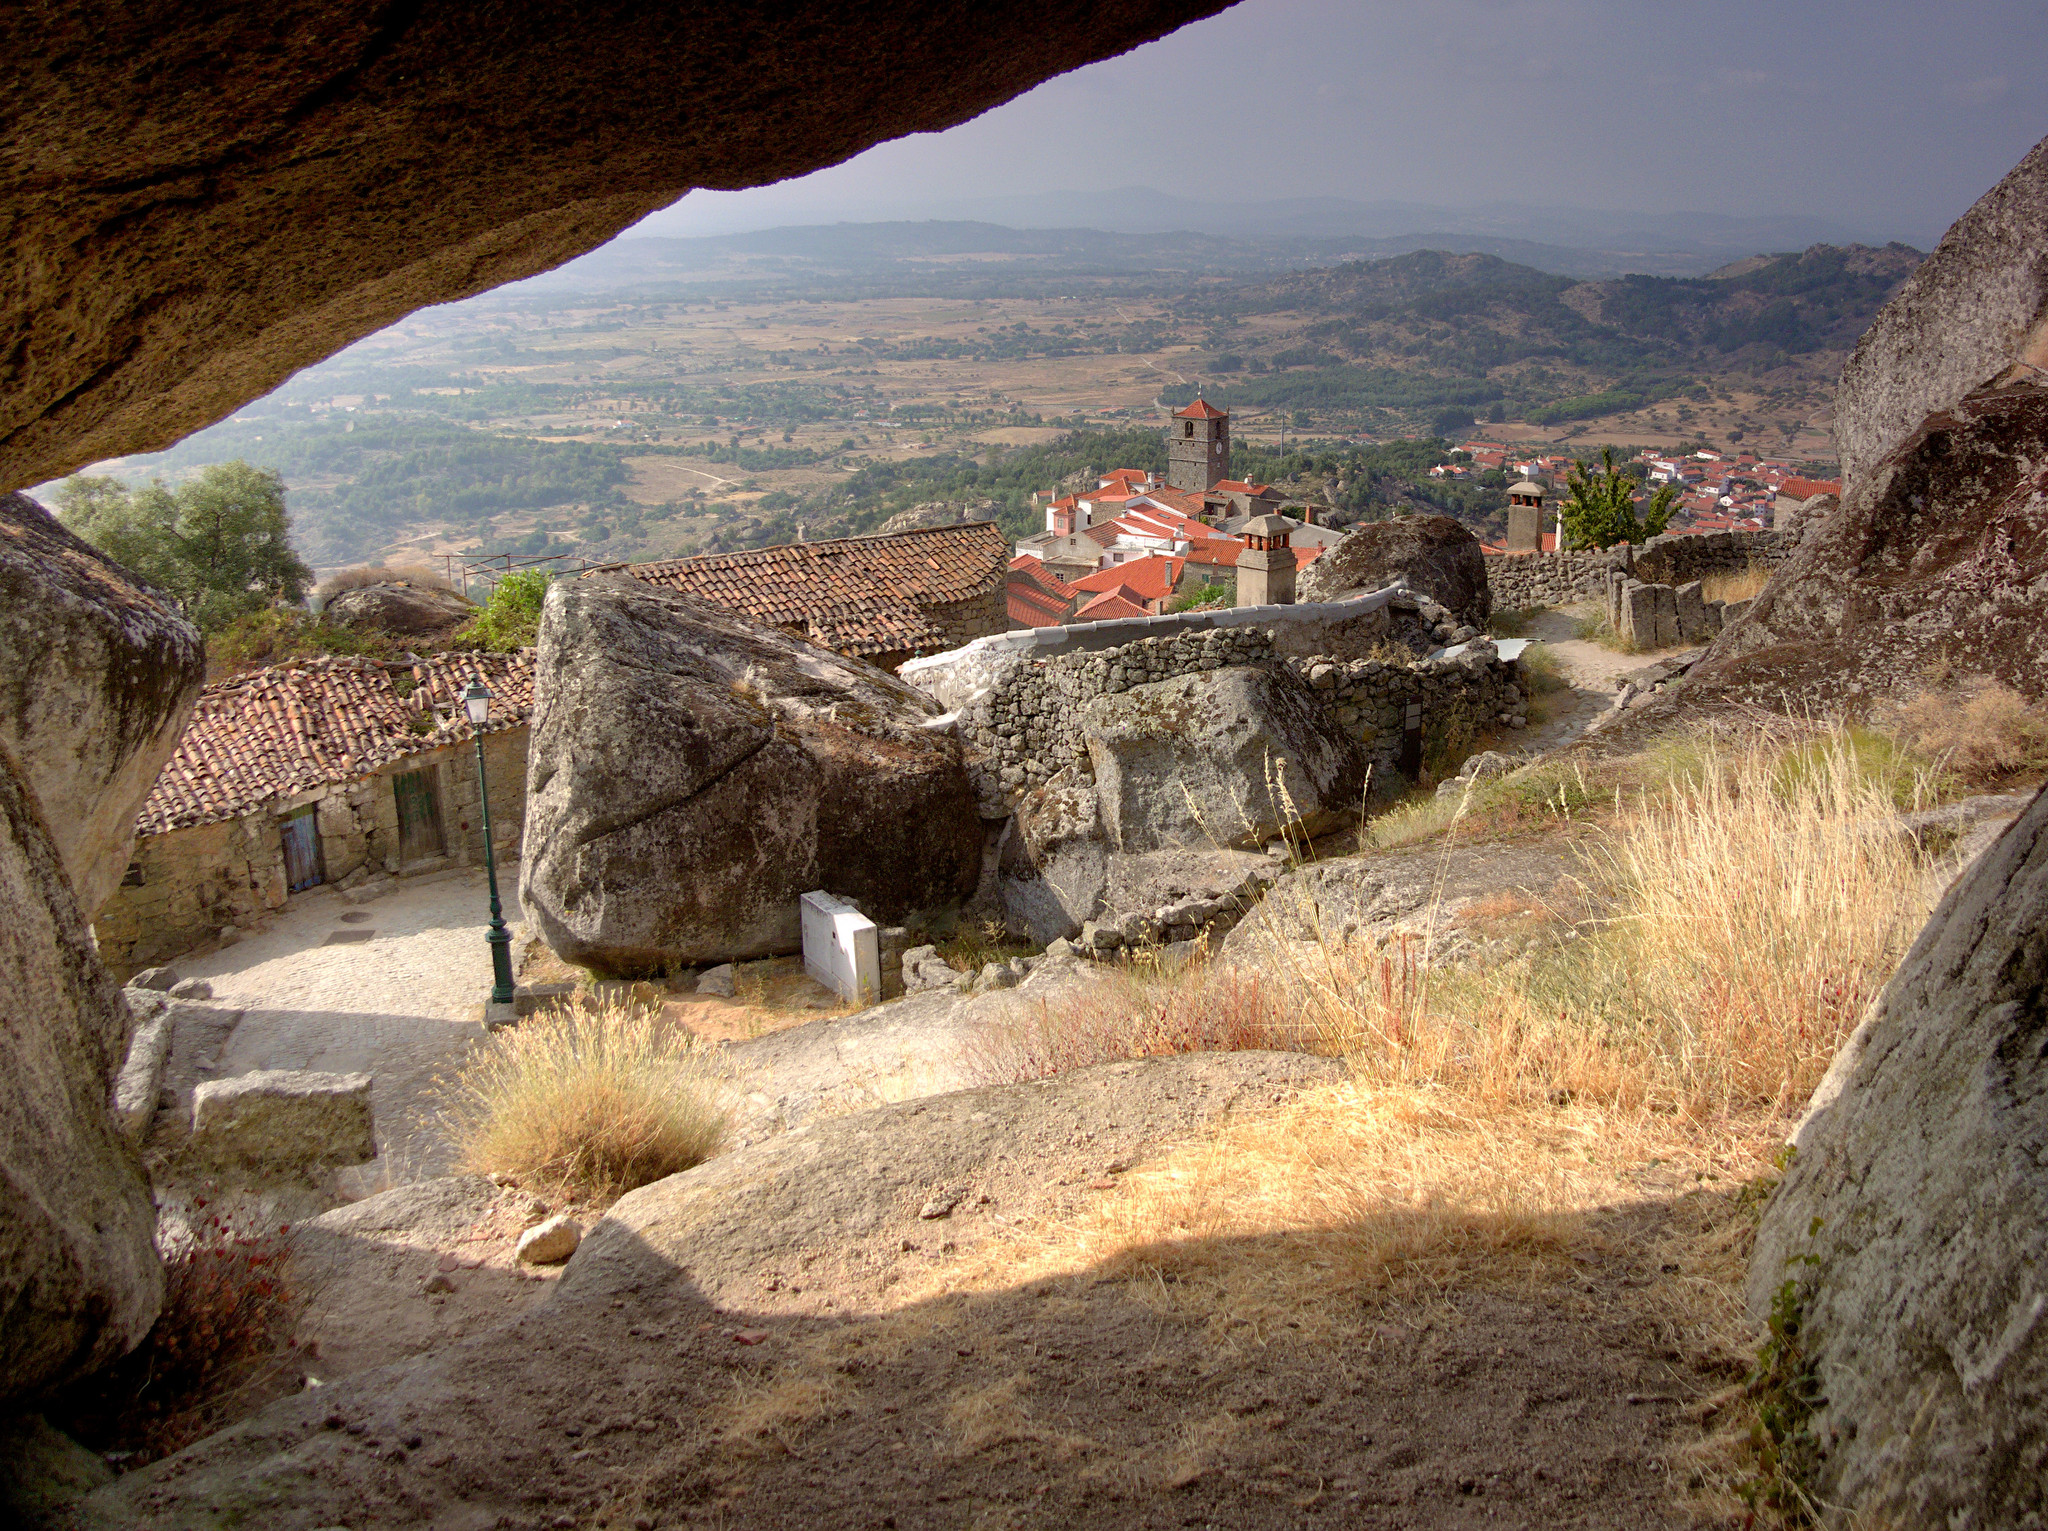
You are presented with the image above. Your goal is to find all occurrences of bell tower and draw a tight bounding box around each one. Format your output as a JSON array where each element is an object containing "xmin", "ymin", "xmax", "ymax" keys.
[{"xmin": 1167, "ymin": 399, "xmax": 1229, "ymax": 492}]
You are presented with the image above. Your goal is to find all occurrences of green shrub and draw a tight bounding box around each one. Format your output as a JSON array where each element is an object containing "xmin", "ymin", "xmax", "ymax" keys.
[
  {"xmin": 204, "ymin": 607, "xmax": 398, "ymax": 678},
  {"xmin": 453, "ymin": 569, "xmax": 551, "ymax": 651}
]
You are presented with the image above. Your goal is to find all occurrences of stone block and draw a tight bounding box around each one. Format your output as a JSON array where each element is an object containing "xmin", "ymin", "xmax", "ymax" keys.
[
  {"xmin": 189, "ymin": 1069, "xmax": 375, "ymax": 1173},
  {"xmin": 1673, "ymin": 580, "xmax": 1711, "ymax": 642},
  {"xmin": 1649, "ymin": 583, "xmax": 1679, "ymax": 649},
  {"xmin": 1619, "ymin": 581, "xmax": 1658, "ymax": 648},
  {"xmin": 110, "ymin": 1000, "xmax": 173, "ymax": 1143},
  {"xmin": 1722, "ymin": 598, "xmax": 1754, "ymax": 626}
]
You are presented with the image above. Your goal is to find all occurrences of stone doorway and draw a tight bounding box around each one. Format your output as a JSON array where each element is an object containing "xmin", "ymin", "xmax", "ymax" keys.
[
  {"xmin": 393, "ymin": 767, "xmax": 447, "ymax": 866},
  {"xmin": 281, "ymin": 805, "xmax": 325, "ymax": 892}
]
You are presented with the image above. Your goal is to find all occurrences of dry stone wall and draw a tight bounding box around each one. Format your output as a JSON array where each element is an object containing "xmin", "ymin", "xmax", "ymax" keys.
[
  {"xmin": 1487, "ymin": 529, "xmax": 1794, "ymax": 611},
  {"xmin": 957, "ymin": 607, "xmax": 1525, "ymax": 810}
]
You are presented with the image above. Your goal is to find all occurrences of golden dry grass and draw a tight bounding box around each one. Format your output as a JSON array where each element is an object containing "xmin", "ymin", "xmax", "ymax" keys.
[
  {"xmin": 443, "ymin": 999, "xmax": 728, "ymax": 1203},
  {"xmin": 1700, "ymin": 563, "xmax": 1771, "ymax": 604},
  {"xmin": 694, "ymin": 724, "xmax": 1954, "ymax": 1526},
  {"xmin": 1887, "ymin": 678, "xmax": 2048, "ymax": 788}
]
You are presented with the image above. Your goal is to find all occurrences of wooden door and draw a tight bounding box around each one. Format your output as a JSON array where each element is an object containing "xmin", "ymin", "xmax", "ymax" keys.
[
  {"xmin": 281, "ymin": 806, "xmax": 324, "ymax": 892},
  {"xmin": 393, "ymin": 767, "xmax": 446, "ymax": 864}
]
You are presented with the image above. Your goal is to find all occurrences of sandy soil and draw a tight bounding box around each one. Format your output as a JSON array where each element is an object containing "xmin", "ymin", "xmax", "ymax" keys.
[{"xmin": 1518, "ymin": 609, "xmax": 1695, "ymax": 756}]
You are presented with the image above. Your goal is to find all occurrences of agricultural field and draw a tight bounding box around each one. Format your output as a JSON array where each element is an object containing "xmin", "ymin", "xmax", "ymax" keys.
[{"xmin": 43, "ymin": 225, "xmax": 1909, "ymax": 575}]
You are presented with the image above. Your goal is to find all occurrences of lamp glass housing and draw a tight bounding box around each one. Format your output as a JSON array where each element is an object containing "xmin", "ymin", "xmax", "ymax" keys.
[{"xmin": 463, "ymin": 681, "xmax": 491, "ymax": 726}]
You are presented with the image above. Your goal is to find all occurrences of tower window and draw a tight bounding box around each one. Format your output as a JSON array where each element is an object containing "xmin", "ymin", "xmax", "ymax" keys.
[{"xmin": 1184, "ymin": 421, "xmax": 1194, "ymax": 437}]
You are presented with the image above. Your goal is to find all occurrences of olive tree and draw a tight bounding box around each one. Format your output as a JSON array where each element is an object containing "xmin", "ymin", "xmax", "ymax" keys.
[{"xmin": 56, "ymin": 462, "xmax": 313, "ymax": 629}]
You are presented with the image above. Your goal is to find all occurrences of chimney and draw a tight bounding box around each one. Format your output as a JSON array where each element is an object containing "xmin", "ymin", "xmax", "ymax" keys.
[{"xmin": 1303, "ymin": 504, "xmax": 1316, "ymax": 526}]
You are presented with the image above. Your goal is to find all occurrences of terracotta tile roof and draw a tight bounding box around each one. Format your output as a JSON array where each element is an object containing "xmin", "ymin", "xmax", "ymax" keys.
[
  {"xmin": 137, "ymin": 651, "xmax": 535, "ymax": 836},
  {"xmin": 1008, "ymin": 554, "xmax": 1068, "ymax": 596},
  {"xmin": 625, "ymin": 522, "xmax": 1009, "ymax": 659},
  {"xmin": 1007, "ymin": 577, "xmax": 1074, "ymax": 628},
  {"xmin": 1175, "ymin": 398, "xmax": 1228, "ymax": 419},
  {"xmin": 1182, "ymin": 539, "xmax": 1243, "ymax": 568},
  {"xmin": 1068, "ymin": 555, "xmax": 1185, "ymax": 603},
  {"xmin": 1074, "ymin": 590, "xmax": 1152, "ymax": 622},
  {"xmin": 1778, "ymin": 475, "xmax": 1841, "ymax": 499}
]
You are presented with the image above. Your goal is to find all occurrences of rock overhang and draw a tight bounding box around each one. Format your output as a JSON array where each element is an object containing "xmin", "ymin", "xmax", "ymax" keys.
[{"xmin": 0, "ymin": 0, "xmax": 1232, "ymax": 493}]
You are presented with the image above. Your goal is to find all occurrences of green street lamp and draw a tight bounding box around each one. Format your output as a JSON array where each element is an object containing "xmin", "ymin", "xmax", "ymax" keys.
[{"xmin": 463, "ymin": 680, "xmax": 517, "ymax": 1006}]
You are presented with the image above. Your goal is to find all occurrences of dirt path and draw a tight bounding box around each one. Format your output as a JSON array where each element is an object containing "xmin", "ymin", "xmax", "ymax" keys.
[
  {"xmin": 1520, "ymin": 608, "xmax": 1694, "ymax": 756},
  {"xmin": 172, "ymin": 870, "xmax": 524, "ymax": 1187}
]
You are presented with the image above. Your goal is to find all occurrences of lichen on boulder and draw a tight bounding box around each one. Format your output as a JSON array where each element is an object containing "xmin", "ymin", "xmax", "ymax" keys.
[{"xmin": 520, "ymin": 576, "xmax": 982, "ymax": 976}]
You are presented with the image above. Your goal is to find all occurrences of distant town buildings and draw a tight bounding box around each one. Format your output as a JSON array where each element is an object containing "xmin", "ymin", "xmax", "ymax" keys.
[
  {"xmin": 1010, "ymin": 399, "xmax": 1337, "ymax": 625},
  {"xmin": 1462, "ymin": 438, "xmax": 1840, "ymax": 556}
]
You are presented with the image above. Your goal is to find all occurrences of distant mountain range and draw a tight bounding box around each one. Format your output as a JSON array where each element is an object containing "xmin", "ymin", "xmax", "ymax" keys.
[
  {"xmin": 599, "ymin": 187, "xmax": 1905, "ymax": 286},
  {"xmin": 1156, "ymin": 244, "xmax": 1925, "ymax": 427}
]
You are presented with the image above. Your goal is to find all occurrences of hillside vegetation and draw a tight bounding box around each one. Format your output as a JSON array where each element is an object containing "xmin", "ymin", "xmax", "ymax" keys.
[{"xmin": 1165, "ymin": 244, "xmax": 1923, "ymax": 430}]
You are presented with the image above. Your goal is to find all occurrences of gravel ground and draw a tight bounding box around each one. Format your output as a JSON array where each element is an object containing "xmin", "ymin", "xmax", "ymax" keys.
[{"xmin": 171, "ymin": 867, "xmax": 523, "ymax": 1187}]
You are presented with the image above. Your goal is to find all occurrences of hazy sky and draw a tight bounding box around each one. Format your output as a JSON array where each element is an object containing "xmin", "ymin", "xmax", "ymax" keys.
[{"xmin": 634, "ymin": 0, "xmax": 2046, "ymax": 247}]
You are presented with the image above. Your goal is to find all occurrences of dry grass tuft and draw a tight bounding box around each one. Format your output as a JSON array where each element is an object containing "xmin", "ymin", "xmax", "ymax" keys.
[
  {"xmin": 1515, "ymin": 641, "xmax": 1571, "ymax": 724},
  {"xmin": 444, "ymin": 999, "xmax": 728, "ymax": 1203},
  {"xmin": 1887, "ymin": 679, "xmax": 2048, "ymax": 788},
  {"xmin": 961, "ymin": 955, "xmax": 1294, "ymax": 1085},
  {"xmin": 1700, "ymin": 562, "xmax": 1771, "ymax": 605},
  {"xmin": 1324, "ymin": 726, "xmax": 1939, "ymax": 1118},
  {"xmin": 314, "ymin": 562, "xmax": 458, "ymax": 602}
]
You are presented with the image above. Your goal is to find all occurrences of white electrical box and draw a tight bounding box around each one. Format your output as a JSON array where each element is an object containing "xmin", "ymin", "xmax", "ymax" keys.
[{"xmin": 799, "ymin": 890, "xmax": 880, "ymax": 1007}]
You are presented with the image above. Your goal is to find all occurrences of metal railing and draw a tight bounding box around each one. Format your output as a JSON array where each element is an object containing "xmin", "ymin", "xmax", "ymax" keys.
[{"xmin": 439, "ymin": 550, "xmax": 612, "ymax": 601}]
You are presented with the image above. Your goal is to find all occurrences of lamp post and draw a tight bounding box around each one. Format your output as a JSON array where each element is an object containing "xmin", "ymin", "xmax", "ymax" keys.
[{"xmin": 463, "ymin": 681, "xmax": 516, "ymax": 1006}]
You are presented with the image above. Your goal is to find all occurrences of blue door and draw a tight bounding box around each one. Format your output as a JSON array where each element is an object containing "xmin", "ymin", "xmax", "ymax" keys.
[{"xmin": 281, "ymin": 806, "xmax": 324, "ymax": 892}]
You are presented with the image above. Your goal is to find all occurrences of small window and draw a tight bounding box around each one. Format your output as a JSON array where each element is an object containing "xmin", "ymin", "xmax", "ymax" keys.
[
  {"xmin": 1183, "ymin": 421, "xmax": 1194, "ymax": 438},
  {"xmin": 121, "ymin": 861, "xmax": 144, "ymax": 888}
]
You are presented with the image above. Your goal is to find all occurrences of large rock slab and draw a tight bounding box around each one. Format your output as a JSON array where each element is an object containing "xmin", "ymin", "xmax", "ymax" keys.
[
  {"xmin": 521, "ymin": 576, "xmax": 982, "ymax": 976},
  {"xmin": 1748, "ymin": 786, "xmax": 2048, "ymax": 1527},
  {"xmin": 1834, "ymin": 133, "xmax": 2048, "ymax": 493},
  {"xmin": 321, "ymin": 581, "xmax": 475, "ymax": 639},
  {"xmin": 0, "ymin": 492, "xmax": 205, "ymax": 916},
  {"xmin": 1297, "ymin": 513, "xmax": 1491, "ymax": 626},
  {"xmin": 1083, "ymin": 665, "xmax": 1366, "ymax": 852},
  {"xmin": 997, "ymin": 766, "xmax": 1110, "ymax": 943},
  {"xmin": 1688, "ymin": 380, "xmax": 2048, "ymax": 707},
  {"xmin": 0, "ymin": 751, "xmax": 162, "ymax": 1407},
  {"xmin": 68, "ymin": 1052, "xmax": 1341, "ymax": 1530},
  {"xmin": 189, "ymin": 1069, "xmax": 376, "ymax": 1175},
  {"xmin": 3, "ymin": 2, "xmax": 1223, "ymax": 493}
]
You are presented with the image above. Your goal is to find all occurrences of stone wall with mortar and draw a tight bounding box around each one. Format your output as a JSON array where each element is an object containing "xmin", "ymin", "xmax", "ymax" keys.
[{"xmin": 94, "ymin": 727, "xmax": 529, "ymax": 982}]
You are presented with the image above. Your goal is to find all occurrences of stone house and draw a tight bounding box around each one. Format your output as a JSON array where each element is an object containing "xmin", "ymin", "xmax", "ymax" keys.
[
  {"xmin": 624, "ymin": 521, "xmax": 1010, "ymax": 671},
  {"xmin": 93, "ymin": 651, "xmax": 533, "ymax": 982}
]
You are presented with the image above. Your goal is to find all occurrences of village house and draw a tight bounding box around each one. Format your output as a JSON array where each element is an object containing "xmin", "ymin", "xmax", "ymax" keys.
[
  {"xmin": 94, "ymin": 651, "xmax": 534, "ymax": 983},
  {"xmin": 1014, "ymin": 400, "xmax": 1330, "ymax": 607},
  {"xmin": 625, "ymin": 521, "xmax": 1010, "ymax": 671},
  {"xmin": 1006, "ymin": 554, "xmax": 1078, "ymax": 628}
]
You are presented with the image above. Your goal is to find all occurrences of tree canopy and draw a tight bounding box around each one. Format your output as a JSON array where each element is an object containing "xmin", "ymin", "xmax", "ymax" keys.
[
  {"xmin": 1558, "ymin": 448, "xmax": 1678, "ymax": 550},
  {"xmin": 56, "ymin": 462, "xmax": 313, "ymax": 630}
]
